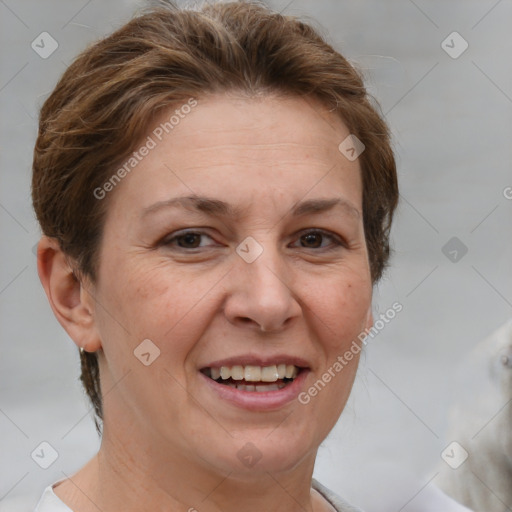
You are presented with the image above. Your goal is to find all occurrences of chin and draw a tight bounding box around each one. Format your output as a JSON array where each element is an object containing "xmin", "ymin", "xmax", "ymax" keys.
[{"xmin": 199, "ymin": 427, "xmax": 319, "ymax": 477}]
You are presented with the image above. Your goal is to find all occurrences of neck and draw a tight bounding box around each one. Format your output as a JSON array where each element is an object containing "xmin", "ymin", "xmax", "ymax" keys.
[{"xmin": 82, "ymin": 420, "xmax": 323, "ymax": 512}]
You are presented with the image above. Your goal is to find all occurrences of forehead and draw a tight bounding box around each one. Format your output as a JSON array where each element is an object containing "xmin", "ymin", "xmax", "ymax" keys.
[
  {"xmin": 105, "ymin": 93, "xmax": 363, "ymax": 216},
  {"xmin": 165, "ymin": 93, "xmax": 350, "ymax": 159}
]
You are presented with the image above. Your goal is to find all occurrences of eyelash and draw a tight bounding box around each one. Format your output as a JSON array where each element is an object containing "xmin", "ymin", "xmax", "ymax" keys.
[{"xmin": 161, "ymin": 229, "xmax": 345, "ymax": 251}]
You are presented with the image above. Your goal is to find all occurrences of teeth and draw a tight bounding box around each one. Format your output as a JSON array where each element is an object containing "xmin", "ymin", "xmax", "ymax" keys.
[
  {"xmin": 231, "ymin": 365, "xmax": 244, "ymax": 380},
  {"xmin": 244, "ymin": 365, "xmax": 261, "ymax": 382},
  {"xmin": 208, "ymin": 364, "xmax": 300, "ymax": 382},
  {"xmin": 286, "ymin": 365, "xmax": 298, "ymax": 379},
  {"xmin": 261, "ymin": 365, "xmax": 279, "ymax": 382},
  {"xmin": 224, "ymin": 382, "xmax": 286, "ymax": 392}
]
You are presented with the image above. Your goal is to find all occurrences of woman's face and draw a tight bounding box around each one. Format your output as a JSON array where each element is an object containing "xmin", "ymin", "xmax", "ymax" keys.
[{"xmin": 89, "ymin": 93, "xmax": 373, "ymax": 475}]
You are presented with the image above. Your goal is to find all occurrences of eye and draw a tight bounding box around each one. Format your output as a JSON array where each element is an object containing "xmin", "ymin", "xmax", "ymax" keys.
[
  {"xmin": 291, "ymin": 229, "xmax": 345, "ymax": 250},
  {"xmin": 162, "ymin": 230, "xmax": 216, "ymax": 249},
  {"xmin": 161, "ymin": 228, "xmax": 345, "ymax": 251}
]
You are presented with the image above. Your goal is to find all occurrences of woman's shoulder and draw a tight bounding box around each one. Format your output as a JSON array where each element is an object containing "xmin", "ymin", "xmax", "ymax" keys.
[
  {"xmin": 312, "ymin": 478, "xmax": 364, "ymax": 512},
  {"xmin": 33, "ymin": 479, "xmax": 73, "ymax": 512}
]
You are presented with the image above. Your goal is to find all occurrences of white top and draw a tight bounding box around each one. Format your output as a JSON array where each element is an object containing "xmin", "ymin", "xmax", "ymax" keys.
[
  {"xmin": 33, "ymin": 478, "xmax": 362, "ymax": 512},
  {"xmin": 33, "ymin": 478, "xmax": 71, "ymax": 512},
  {"xmin": 33, "ymin": 477, "xmax": 474, "ymax": 512}
]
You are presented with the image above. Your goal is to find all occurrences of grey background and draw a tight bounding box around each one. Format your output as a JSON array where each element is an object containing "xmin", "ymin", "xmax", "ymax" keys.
[{"xmin": 1, "ymin": 0, "xmax": 511, "ymax": 511}]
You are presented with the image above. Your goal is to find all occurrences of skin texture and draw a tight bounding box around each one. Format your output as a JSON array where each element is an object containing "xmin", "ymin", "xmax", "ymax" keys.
[{"xmin": 38, "ymin": 93, "xmax": 374, "ymax": 512}]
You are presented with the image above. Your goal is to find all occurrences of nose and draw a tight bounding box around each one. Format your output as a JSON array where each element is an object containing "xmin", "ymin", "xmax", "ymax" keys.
[{"xmin": 223, "ymin": 242, "xmax": 301, "ymax": 334}]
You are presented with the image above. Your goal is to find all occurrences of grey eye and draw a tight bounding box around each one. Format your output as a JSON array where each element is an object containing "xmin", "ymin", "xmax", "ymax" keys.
[{"xmin": 501, "ymin": 354, "xmax": 511, "ymax": 367}]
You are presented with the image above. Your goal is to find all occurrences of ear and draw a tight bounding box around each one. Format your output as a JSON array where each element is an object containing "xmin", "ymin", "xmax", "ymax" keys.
[{"xmin": 36, "ymin": 236, "xmax": 102, "ymax": 352}]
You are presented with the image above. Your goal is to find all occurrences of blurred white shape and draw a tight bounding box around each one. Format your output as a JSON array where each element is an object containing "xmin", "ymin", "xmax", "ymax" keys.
[
  {"xmin": 359, "ymin": 461, "xmax": 474, "ymax": 512},
  {"xmin": 437, "ymin": 319, "xmax": 512, "ymax": 511}
]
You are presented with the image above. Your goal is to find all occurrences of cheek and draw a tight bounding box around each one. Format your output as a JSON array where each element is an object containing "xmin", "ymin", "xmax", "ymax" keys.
[
  {"xmin": 99, "ymin": 258, "xmax": 220, "ymax": 351},
  {"xmin": 311, "ymin": 276, "xmax": 370, "ymax": 413},
  {"xmin": 306, "ymin": 271, "xmax": 372, "ymax": 347},
  {"xmin": 95, "ymin": 261, "xmax": 210, "ymax": 406}
]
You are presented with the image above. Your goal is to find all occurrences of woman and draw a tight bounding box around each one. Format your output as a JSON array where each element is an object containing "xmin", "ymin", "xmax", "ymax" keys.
[{"xmin": 32, "ymin": 2, "xmax": 398, "ymax": 511}]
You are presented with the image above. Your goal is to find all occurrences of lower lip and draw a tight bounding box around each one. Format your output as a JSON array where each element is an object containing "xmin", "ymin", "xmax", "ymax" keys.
[{"xmin": 199, "ymin": 370, "xmax": 310, "ymax": 411}]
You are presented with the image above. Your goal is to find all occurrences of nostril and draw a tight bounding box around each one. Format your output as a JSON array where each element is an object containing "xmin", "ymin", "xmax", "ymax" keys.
[{"xmin": 501, "ymin": 354, "xmax": 512, "ymax": 367}]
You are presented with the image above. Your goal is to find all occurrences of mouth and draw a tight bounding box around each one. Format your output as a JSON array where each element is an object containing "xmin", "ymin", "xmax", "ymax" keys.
[
  {"xmin": 200, "ymin": 364, "xmax": 302, "ymax": 392},
  {"xmin": 198, "ymin": 355, "xmax": 311, "ymax": 410}
]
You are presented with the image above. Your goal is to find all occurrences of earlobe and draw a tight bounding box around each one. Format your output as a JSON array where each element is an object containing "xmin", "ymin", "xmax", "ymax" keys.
[{"xmin": 36, "ymin": 236, "xmax": 102, "ymax": 352}]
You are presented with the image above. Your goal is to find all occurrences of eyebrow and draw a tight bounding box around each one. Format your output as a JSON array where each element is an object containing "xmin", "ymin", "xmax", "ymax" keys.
[{"xmin": 141, "ymin": 195, "xmax": 361, "ymax": 220}]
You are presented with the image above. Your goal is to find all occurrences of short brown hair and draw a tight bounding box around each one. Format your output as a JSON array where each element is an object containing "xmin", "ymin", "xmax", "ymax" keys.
[{"xmin": 32, "ymin": 1, "xmax": 398, "ymax": 435}]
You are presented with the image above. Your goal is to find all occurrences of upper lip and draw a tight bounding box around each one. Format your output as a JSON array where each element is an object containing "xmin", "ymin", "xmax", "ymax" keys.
[{"xmin": 200, "ymin": 354, "xmax": 311, "ymax": 369}]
